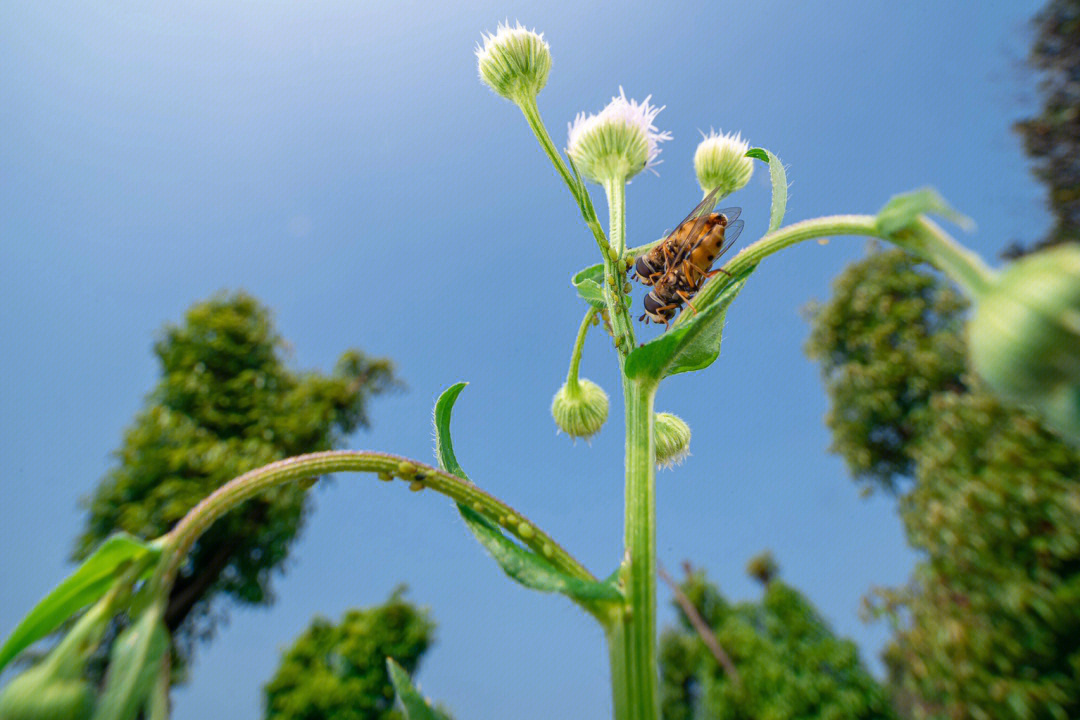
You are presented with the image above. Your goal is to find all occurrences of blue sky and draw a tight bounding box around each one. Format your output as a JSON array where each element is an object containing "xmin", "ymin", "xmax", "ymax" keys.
[{"xmin": 0, "ymin": 2, "xmax": 1049, "ymax": 718}]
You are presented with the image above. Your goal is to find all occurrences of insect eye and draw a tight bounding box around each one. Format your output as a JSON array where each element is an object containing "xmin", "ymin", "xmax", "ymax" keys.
[{"xmin": 643, "ymin": 293, "xmax": 661, "ymax": 313}]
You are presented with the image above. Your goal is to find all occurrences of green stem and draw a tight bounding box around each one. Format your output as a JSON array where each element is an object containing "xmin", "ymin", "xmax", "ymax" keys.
[
  {"xmin": 608, "ymin": 376, "xmax": 659, "ymax": 720},
  {"xmin": 566, "ymin": 308, "xmax": 597, "ymax": 388},
  {"xmin": 149, "ymin": 451, "xmax": 599, "ymax": 604},
  {"xmin": 675, "ymin": 214, "xmax": 997, "ymax": 328},
  {"xmin": 518, "ymin": 96, "xmax": 609, "ymax": 251},
  {"xmin": 602, "ymin": 177, "xmax": 636, "ymax": 358}
]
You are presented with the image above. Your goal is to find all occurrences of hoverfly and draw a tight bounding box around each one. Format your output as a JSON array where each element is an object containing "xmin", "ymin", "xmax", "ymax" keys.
[{"xmin": 635, "ymin": 188, "xmax": 744, "ymax": 327}]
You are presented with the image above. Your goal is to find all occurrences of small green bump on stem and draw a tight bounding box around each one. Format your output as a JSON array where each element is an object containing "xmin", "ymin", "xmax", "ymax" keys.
[
  {"xmin": 377, "ymin": 471, "xmax": 393, "ymax": 482},
  {"xmin": 518, "ymin": 523, "xmax": 534, "ymax": 539},
  {"xmin": 623, "ymin": 604, "xmax": 633, "ymax": 621},
  {"xmin": 472, "ymin": 501, "xmax": 484, "ymax": 513},
  {"xmin": 591, "ymin": 313, "xmax": 600, "ymax": 326},
  {"xmin": 542, "ymin": 543, "xmax": 554, "ymax": 558},
  {"xmin": 503, "ymin": 514, "xmax": 518, "ymax": 527},
  {"xmin": 624, "ymin": 257, "xmax": 634, "ymax": 272},
  {"xmin": 397, "ymin": 461, "xmax": 418, "ymax": 478},
  {"xmin": 622, "ymin": 281, "xmax": 632, "ymax": 294},
  {"xmin": 408, "ymin": 479, "xmax": 425, "ymax": 492},
  {"xmin": 606, "ymin": 274, "xmax": 617, "ymax": 288}
]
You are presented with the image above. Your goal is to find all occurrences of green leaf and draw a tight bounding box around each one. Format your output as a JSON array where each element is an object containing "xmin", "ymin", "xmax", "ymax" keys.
[
  {"xmin": 572, "ymin": 263, "xmax": 607, "ymax": 308},
  {"xmin": 0, "ymin": 533, "xmax": 160, "ymax": 673},
  {"xmin": 747, "ymin": 148, "xmax": 788, "ymax": 231},
  {"xmin": 625, "ymin": 268, "xmax": 755, "ymax": 381},
  {"xmin": 432, "ymin": 384, "xmax": 621, "ymax": 602},
  {"xmin": 92, "ymin": 603, "xmax": 169, "ymax": 720},
  {"xmin": 386, "ymin": 658, "xmax": 453, "ymax": 720},
  {"xmin": 876, "ymin": 187, "xmax": 974, "ymax": 236}
]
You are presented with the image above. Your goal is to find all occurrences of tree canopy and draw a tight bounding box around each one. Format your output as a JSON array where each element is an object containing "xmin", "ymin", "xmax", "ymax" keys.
[{"xmin": 73, "ymin": 292, "xmax": 400, "ymax": 669}]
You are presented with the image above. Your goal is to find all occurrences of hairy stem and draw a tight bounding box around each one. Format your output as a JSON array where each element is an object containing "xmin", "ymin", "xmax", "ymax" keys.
[
  {"xmin": 609, "ymin": 376, "xmax": 659, "ymax": 720},
  {"xmin": 676, "ymin": 214, "xmax": 997, "ymax": 327},
  {"xmin": 518, "ymin": 96, "xmax": 608, "ymax": 251},
  {"xmin": 602, "ymin": 177, "xmax": 636, "ymax": 358},
  {"xmin": 149, "ymin": 451, "xmax": 599, "ymax": 606},
  {"xmin": 566, "ymin": 308, "xmax": 597, "ymax": 388}
]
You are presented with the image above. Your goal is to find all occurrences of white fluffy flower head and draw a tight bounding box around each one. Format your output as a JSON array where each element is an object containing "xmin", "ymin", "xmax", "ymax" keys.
[
  {"xmin": 566, "ymin": 88, "xmax": 672, "ymax": 184},
  {"xmin": 476, "ymin": 21, "xmax": 551, "ymax": 104},
  {"xmin": 694, "ymin": 129, "xmax": 753, "ymax": 198}
]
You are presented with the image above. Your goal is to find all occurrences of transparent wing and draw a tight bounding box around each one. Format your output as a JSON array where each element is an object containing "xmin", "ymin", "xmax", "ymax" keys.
[
  {"xmin": 668, "ymin": 186, "xmax": 724, "ymax": 260},
  {"xmin": 715, "ymin": 207, "xmax": 742, "ymax": 224},
  {"xmin": 716, "ymin": 219, "xmax": 744, "ymax": 257}
]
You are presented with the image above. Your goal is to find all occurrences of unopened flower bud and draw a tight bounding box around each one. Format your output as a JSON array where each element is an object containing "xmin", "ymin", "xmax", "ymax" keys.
[
  {"xmin": 476, "ymin": 22, "xmax": 551, "ymax": 104},
  {"xmin": 967, "ymin": 243, "xmax": 1080, "ymax": 443},
  {"xmin": 567, "ymin": 87, "xmax": 671, "ymax": 185},
  {"xmin": 654, "ymin": 412, "xmax": 691, "ymax": 468},
  {"xmin": 551, "ymin": 379, "xmax": 609, "ymax": 439},
  {"xmin": 694, "ymin": 130, "xmax": 753, "ymax": 198}
]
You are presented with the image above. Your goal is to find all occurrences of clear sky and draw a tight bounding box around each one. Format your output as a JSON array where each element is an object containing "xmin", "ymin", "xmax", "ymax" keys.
[{"xmin": 0, "ymin": 2, "xmax": 1049, "ymax": 718}]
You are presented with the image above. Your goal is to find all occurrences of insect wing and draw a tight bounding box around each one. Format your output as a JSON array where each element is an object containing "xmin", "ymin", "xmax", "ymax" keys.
[
  {"xmin": 715, "ymin": 207, "xmax": 742, "ymax": 224},
  {"xmin": 715, "ymin": 219, "xmax": 744, "ymax": 257}
]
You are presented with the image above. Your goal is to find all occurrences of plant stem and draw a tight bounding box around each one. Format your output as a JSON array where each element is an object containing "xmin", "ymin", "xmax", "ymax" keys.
[
  {"xmin": 676, "ymin": 214, "xmax": 997, "ymax": 328},
  {"xmin": 608, "ymin": 376, "xmax": 659, "ymax": 720},
  {"xmin": 518, "ymin": 96, "xmax": 609, "ymax": 251},
  {"xmin": 566, "ymin": 308, "xmax": 596, "ymax": 388},
  {"xmin": 149, "ymin": 451, "xmax": 600, "ymax": 610},
  {"xmin": 602, "ymin": 177, "xmax": 636, "ymax": 358}
]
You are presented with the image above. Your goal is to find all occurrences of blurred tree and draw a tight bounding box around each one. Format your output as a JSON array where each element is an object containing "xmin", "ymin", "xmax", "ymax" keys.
[
  {"xmin": 1012, "ymin": 0, "xmax": 1080, "ymax": 252},
  {"xmin": 806, "ymin": 249, "xmax": 1080, "ymax": 719},
  {"xmin": 659, "ymin": 556, "xmax": 894, "ymax": 720},
  {"xmin": 73, "ymin": 292, "xmax": 400, "ymax": 672},
  {"xmin": 263, "ymin": 589, "xmax": 443, "ymax": 720}
]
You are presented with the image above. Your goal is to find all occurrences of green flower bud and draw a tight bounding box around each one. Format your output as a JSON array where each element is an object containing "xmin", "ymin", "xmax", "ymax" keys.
[
  {"xmin": 566, "ymin": 88, "xmax": 671, "ymax": 184},
  {"xmin": 694, "ymin": 130, "xmax": 753, "ymax": 198},
  {"xmin": 967, "ymin": 243, "xmax": 1080, "ymax": 443},
  {"xmin": 0, "ymin": 663, "xmax": 95, "ymax": 720},
  {"xmin": 551, "ymin": 378, "xmax": 609, "ymax": 440},
  {"xmin": 476, "ymin": 22, "xmax": 551, "ymax": 104},
  {"xmin": 654, "ymin": 412, "xmax": 691, "ymax": 468}
]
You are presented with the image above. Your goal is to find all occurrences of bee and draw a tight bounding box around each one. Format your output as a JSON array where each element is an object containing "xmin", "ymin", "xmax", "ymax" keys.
[
  {"xmin": 633, "ymin": 186, "xmax": 741, "ymax": 287},
  {"xmin": 636, "ymin": 190, "xmax": 744, "ymax": 328}
]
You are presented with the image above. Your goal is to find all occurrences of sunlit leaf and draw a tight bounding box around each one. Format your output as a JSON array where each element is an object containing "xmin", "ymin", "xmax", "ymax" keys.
[
  {"xmin": 746, "ymin": 148, "xmax": 787, "ymax": 231},
  {"xmin": 92, "ymin": 604, "xmax": 169, "ymax": 720},
  {"xmin": 572, "ymin": 263, "xmax": 607, "ymax": 308}
]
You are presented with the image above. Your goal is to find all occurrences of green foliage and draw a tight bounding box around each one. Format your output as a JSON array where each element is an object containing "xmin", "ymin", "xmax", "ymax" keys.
[
  {"xmin": 73, "ymin": 292, "xmax": 399, "ymax": 664},
  {"xmin": 659, "ymin": 566, "xmax": 894, "ymax": 720},
  {"xmin": 808, "ymin": 248, "xmax": 1080, "ymax": 718},
  {"xmin": 0, "ymin": 533, "xmax": 159, "ymax": 673},
  {"xmin": 263, "ymin": 590, "xmax": 438, "ymax": 720},
  {"xmin": 386, "ymin": 659, "xmax": 453, "ymax": 720},
  {"xmin": 745, "ymin": 148, "xmax": 788, "ymax": 232},
  {"xmin": 93, "ymin": 603, "xmax": 169, "ymax": 720},
  {"xmin": 1013, "ymin": 0, "xmax": 1080, "ymax": 249},
  {"xmin": 804, "ymin": 248, "xmax": 968, "ymax": 492}
]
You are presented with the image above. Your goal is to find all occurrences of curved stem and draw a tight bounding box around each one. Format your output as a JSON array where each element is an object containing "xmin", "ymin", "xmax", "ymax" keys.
[
  {"xmin": 676, "ymin": 214, "xmax": 997, "ymax": 328},
  {"xmin": 150, "ymin": 451, "xmax": 599, "ymax": 600},
  {"xmin": 566, "ymin": 308, "xmax": 597, "ymax": 388}
]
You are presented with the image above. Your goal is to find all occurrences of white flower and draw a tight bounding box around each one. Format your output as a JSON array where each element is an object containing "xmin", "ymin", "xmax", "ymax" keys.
[
  {"xmin": 694, "ymin": 129, "xmax": 753, "ymax": 197},
  {"xmin": 566, "ymin": 87, "xmax": 672, "ymax": 184},
  {"xmin": 476, "ymin": 21, "xmax": 551, "ymax": 103}
]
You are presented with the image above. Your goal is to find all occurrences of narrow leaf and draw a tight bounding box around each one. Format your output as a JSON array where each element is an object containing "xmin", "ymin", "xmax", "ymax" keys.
[
  {"xmin": 92, "ymin": 604, "xmax": 169, "ymax": 720},
  {"xmin": 625, "ymin": 268, "xmax": 754, "ymax": 381},
  {"xmin": 746, "ymin": 147, "xmax": 787, "ymax": 231},
  {"xmin": 876, "ymin": 187, "xmax": 973, "ymax": 236},
  {"xmin": 432, "ymin": 384, "xmax": 621, "ymax": 602},
  {"xmin": 0, "ymin": 533, "xmax": 159, "ymax": 673},
  {"xmin": 387, "ymin": 658, "xmax": 453, "ymax": 720},
  {"xmin": 572, "ymin": 263, "xmax": 607, "ymax": 309}
]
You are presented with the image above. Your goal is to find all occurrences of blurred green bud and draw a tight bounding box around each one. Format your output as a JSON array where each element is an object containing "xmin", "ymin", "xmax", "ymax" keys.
[
  {"xmin": 476, "ymin": 21, "xmax": 551, "ymax": 104},
  {"xmin": 654, "ymin": 412, "xmax": 691, "ymax": 468},
  {"xmin": 694, "ymin": 130, "xmax": 753, "ymax": 198},
  {"xmin": 0, "ymin": 663, "xmax": 95, "ymax": 720},
  {"xmin": 968, "ymin": 243, "xmax": 1080, "ymax": 443},
  {"xmin": 551, "ymin": 378, "xmax": 609, "ymax": 440}
]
